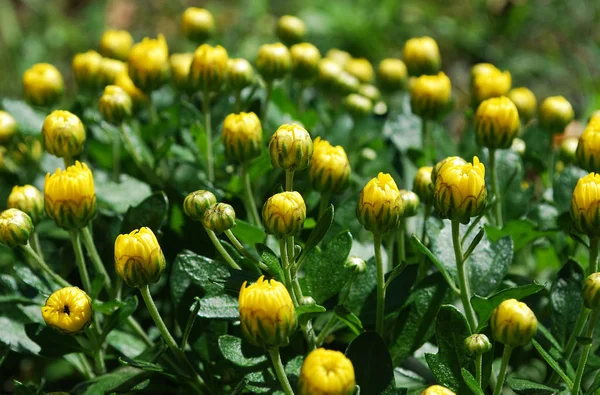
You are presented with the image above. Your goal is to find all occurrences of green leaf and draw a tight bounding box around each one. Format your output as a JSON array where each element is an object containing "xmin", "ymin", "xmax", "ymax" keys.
[
  {"xmin": 107, "ymin": 329, "xmax": 147, "ymax": 359},
  {"xmin": 255, "ymin": 243, "xmax": 284, "ymax": 281},
  {"xmin": 95, "ymin": 171, "xmax": 152, "ymax": 214},
  {"xmin": 231, "ymin": 219, "xmax": 266, "ymax": 246},
  {"xmin": 506, "ymin": 377, "xmax": 563, "ymax": 394},
  {"xmin": 485, "ymin": 220, "xmax": 556, "ymax": 252},
  {"xmin": 550, "ymin": 260, "xmax": 584, "ymax": 346},
  {"xmin": 13, "ymin": 380, "xmax": 38, "ymax": 395},
  {"xmin": 471, "ymin": 282, "xmax": 545, "ymax": 331},
  {"xmin": 295, "ymin": 303, "xmax": 327, "ymax": 320},
  {"xmin": 25, "ymin": 323, "xmax": 86, "ymax": 357},
  {"xmin": 334, "ymin": 305, "xmax": 364, "ymax": 335},
  {"xmin": 531, "ymin": 339, "xmax": 573, "ymax": 388},
  {"xmin": 410, "ymin": 234, "xmax": 459, "ymax": 294},
  {"xmin": 13, "ymin": 263, "xmax": 53, "ymax": 296},
  {"xmin": 75, "ymin": 367, "xmax": 150, "ymax": 395},
  {"xmin": 120, "ymin": 191, "xmax": 169, "ymax": 234},
  {"xmin": 1, "ymin": 99, "xmax": 45, "ymax": 135},
  {"xmin": 461, "ymin": 368, "xmax": 484, "ymax": 395},
  {"xmin": 346, "ymin": 332, "xmax": 394, "ymax": 395},
  {"xmin": 553, "ymin": 165, "xmax": 587, "ymax": 213},
  {"xmin": 296, "ymin": 205, "xmax": 334, "ymax": 267},
  {"xmin": 101, "ymin": 296, "xmax": 139, "ymax": 343},
  {"xmin": 584, "ymin": 372, "xmax": 600, "ymax": 395},
  {"xmin": 121, "ymin": 123, "xmax": 156, "ymax": 168},
  {"xmin": 0, "ymin": 305, "xmax": 40, "ymax": 355},
  {"xmin": 118, "ymin": 356, "xmax": 168, "ymax": 374},
  {"xmin": 218, "ymin": 335, "xmax": 267, "ymax": 368}
]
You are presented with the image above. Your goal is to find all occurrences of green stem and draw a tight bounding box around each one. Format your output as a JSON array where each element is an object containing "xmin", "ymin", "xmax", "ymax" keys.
[
  {"xmin": 297, "ymin": 83, "xmax": 304, "ymax": 114},
  {"xmin": 452, "ymin": 220, "xmax": 477, "ymax": 331},
  {"xmin": 112, "ymin": 126, "xmax": 121, "ymax": 183},
  {"xmin": 80, "ymin": 227, "xmax": 112, "ymax": 294},
  {"xmin": 203, "ymin": 90, "xmax": 214, "ymax": 183},
  {"xmin": 548, "ymin": 147, "xmax": 556, "ymax": 186},
  {"xmin": 63, "ymin": 156, "xmax": 73, "ymax": 168},
  {"xmin": 572, "ymin": 310, "xmax": 599, "ymax": 394},
  {"xmin": 224, "ymin": 229, "xmax": 265, "ymax": 270},
  {"xmin": 241, "ymin": 163, "xmax": 261, "ymax": 227},
  {"xmin": 268, "ymin": 347, "xmax": 294, "ymax": 395},
  {"xmin": 126, "ymin": 316, "xmax": 153, "ymax": 347},
  {"xmin": 417, "ymin": 205, "xmax": 432, "ymax": 281},
  {"xmin": 475, "ymin": 354, "xmax": 483, "ymax": 387},
  {"xmin": 204, "ymin": 228, "xmax": 241, "ymax": 270},
  {"xmin": 279, "ymin": 239, "xmax": 298, "ymax": 306},
  {"xmin": 21, "ymin": 244, "xmax": 70, "ymax": 288},
  {"xmin": 285, "ymin": 170, "xmax": 294, "ymax": 191},
  {"xmin": 69, "ymin": 231, "xmax": 92, "ymax": 293},
  {"xmin": 149, "ymin": 100, "xmax": 158, "ymax": 126},
  {"xmin": 397, "ymin": 221, "xmax": 406, "ymax": 264},
  {"xmin": 318, "ymin": 193, "xmax": 331, "ymax": 219},
  {"xmin": 493, "ymin": 345, "xmax": 513, "ymax": 395},
  {"xmin": 76, "ymin": 353, "xmax": 95, "ymax": 379},
  {"xmin": 374, "ymin": 232, "xmax": 386, "ymax": 336},
  {"xmin": 262, "ymin": 81, "xmax": 273, "ymax": 121},
  {"xmin": 30, "ymin": 231, "xmax": 44, "ymax": 262},
  {"xmin": 93, "ymin": 347, "xmax": 106, "ymax": 374},
  {"xmin": 422, "ymin": 118, "xmax": 429, "ymax": 164},
  {"xmin": 589, "ymin": 238, "xmax": 599, "ymax": 275},
  {"xmin": 489, "ymin": 149, "xmax": 503, "ymax": 227},
  {"xmin": 315, "ymin": 315, "xmax": 339, "ymax": 347},
  {"xmin": 235, "ymin": 89, "xmax": 242, "ymax": 113}
]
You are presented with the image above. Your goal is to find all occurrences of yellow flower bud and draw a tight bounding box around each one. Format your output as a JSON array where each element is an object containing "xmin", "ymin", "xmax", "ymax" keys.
[
  {"xmin": 326, "ymin": 49, "xmax": 352, "ymax": 67},
  {"xmin": 202, "ymin": 203, "xmax": 236, "ymax": 234},
  {"xmin": 357, "ymin": 173, "xmax": 404, "ymax": 234},
  {"xmin": 490, "ymin": 298, "xmax": 537, "ymax": 347},
  {"xmin": 471, "ymin": 63, "xmax": 499, "ymax": 81},
  {"xmin": 181, "ymin": 7, "xmax": 215, "ymax": 43},
  {"xmin": 559, "ymin": 136, "xmax": 579, "ymax": 164},
  {"xmin": 474, "ymin": 96, "xmax": 520, "ymax": 150},
  {"xmin": 222, "ymin": 112, "xmax": 263, "ymax": 163},
  {"xmin": 170, "ymin": 53, "xmax": 194, "ymax": 92},
  {"xmin": 72, "ymin": 50, "xmax": 103, "ymax": 90},
  {"xmin": 42, "ymin": 110, "xmax": 86, "ymax": 159},
  {"xmin": 269, "ymin": 124, "xmax": 314, "ymax": 171},
  {"xmin": 44, "ymin": 161, "xmax": 96, "ymax": 230},
  {"xmin": 583, "ymin": 273, "xmax": 600, "ymax": 310},
  {"xmin": 238, "ymin": 275, "xmax": 296, "ymax": 348},
  {"xmin": 378, "ymin": 58, "xmax": 408, "ymax": 92},
  {"xmin": 227, "ymin": 58, "xmax": 254, "ymax": 91},
  {"xmin": 432, "ymin": 156, "xmax": 468, "ymax": 188},
  {"xmin": 421, "ymin": 385, "xmax": 456, "ymax": 395},
  {"xmin": 414, "ymin": 166, "xmax": 434, "ymax": 205},
  {"xmin": 472, "ymin": 69, "xmax": 511, "ymax": 105},
  {"xmin": 589, "ymin": 111, "xmax": 600, "ymax": 128},
  {"xmin": 99, "ymin": 58, "xmax": 128, "ymax": 87},
  {"xmin": 0, "ymin": 209, "xmax": 33, "ymax": 248},
  {"xmin": 114, "ymin": 227, "xmax": 166, "ymax": 288},
  {"xmin": 344, "ymin": 58, "xmax": 374, "ymax": 84},
  {"xmin": 7, "ymin": 185, "xmax": 44, "ymax": 225},
  {"xmin": 298, "ymin": 348, "xmax": 355, "ymax": 395},
  {"xmin": 358, "ymin": 84, "xmax": 381, "ymax": 102},
  {"xmin": 571, "ymin": 173, "xmax": 600, "ymax": 238},
  {"xmin": 98, "ymin": 85, "xmax": 132, "ymax": 125},
  {"xmin": 128, "ymin": 34, "xmax": 170, "ymax": 92},
  {"xmin": 317, "ymin": 59, "xmax": 342, "ymax": 90},
  {"xmin": 336, "ymin": 71, "xmax": 361, "ymax": 95},
  {"xmin": 99, "ymin": 30, "xmax": 133, "ymax": 61},
  {"xmin": 262, "ymin": 192, "xmax": 306, "ymax": 238},
  {"xmin": 41, "ymin": 287, "xmax": 92, "ymax": 335},
  {"xmin": 511, "ymin": 137, "xmax": 526, "ymax": 157},
  {"xmin": 508, "ymin": 87, "xmax": 537, "ymax": 123},
  {"xmin": 344, "ymin": 256, "xmax": 367, "ymax": 274},
  {"xmin": 464, "ymin": 333, "xmax": 492, "ymax": 357},
  {"xmin": 0, "ymin": 111, "xmax": 17, "ymax": 144},
  {"xmin": 410, "ymin": 72, "xmax": 452, "ymax": 120},
  {"xmin": 309, "ymin": 137, "xmax": 351, "ymax": 194},
  {"xmin": 183, "ymin": 190, "xmax": 217, "ymax": 221},
  {"xmin": 400, "ymin": 189, "xmax": 420, "ymax": 217},
  {"xmin": 22, "ymin": 63, "xmax": 64, "ymax": 107},
  {"xmin": 577, "ymin": 125, "xmax": 600, "ymax": 173},
  {"xmin": 403, "ymin": 36, "xmax": 441, "ymax": 77},
  {"xmin": 256, "ymin": 43, "xmax": 291, "ymax": 82},
  {"xmin": 343, "ymin": 94, "xmax": 373, "ymax": 117},
  {"xmin": 539, "ymin": 96, "xmax": 574, "ymax": 135},
  {"xmin": 290, "ymin": 42, "xmax": 321, "ymax": 81},
  {"xmin": 434, "ymin": 156, "xmax": 487, "ymax": 224},
  {"xmin": 189, "ymin": 44, "xmax": 229, "ymax": 93},
  {"xmin": 115, "ymin": 73, "xmax": 148, "ymax": 110},
  {"xmin": 276, "ymin": 15, "xmax": 306, "ymax": 47}
]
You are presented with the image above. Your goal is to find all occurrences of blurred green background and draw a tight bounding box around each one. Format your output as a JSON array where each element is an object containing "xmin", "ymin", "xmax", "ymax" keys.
[{"xmin": 1, "ymin": 0, "xmax": 600, "ymax": 117}]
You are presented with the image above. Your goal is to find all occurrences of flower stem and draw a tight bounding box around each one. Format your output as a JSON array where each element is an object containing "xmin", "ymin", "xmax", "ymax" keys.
[
  {"xmin": 30, "ymin": 231, "xmax": 44, "ymax": 262},
  {"xmin": 204, "ymin": 227, "xmax": 241, "ymax": 270},
  {"xmin": 235, "ymin": 89, "xmax": 242, "ymax": 113},
  {"xmin": 422, "ymin": 118, "xmax": 429, "ymax": 164},
  {"xmin": 493, "ymin": 345, "xmax": 513, "ymax": 395},
  {"xmin": 318, "ymin": 193, "xmax": 331, "ymax": 219},
  {"xmin": 112, "ymin": 126, "xmax": 121, "ymax": 183},
  {"xmin": 262, "ymin": 81, "xmax": 273, "ymax": 121},
  {"xmin": 203, "ymin": 90, "xmax": 214, "ymax": 183},
  {"xmin": 268, "ymin": 347, "xmax": 294, "ymax": 395},
  {"xmin": 397, "ymin": 221, "xmax": 406, "ymax": 264},
  {"xmin": 224, "ymin": 229, "xmax": 267, "ymax": 271},
  {"xmin": 417, "ymin": 204, "xmax": 432, "ymax": 281},
  {"xmin": 279, "ymin": 239, "xmax": 298, "ymax": 306},
  {"xmin": 452, "ymin": 220, "xmax": 477, "ymax": 331},
  {"xmin": 76, "ymin": 353, "xmax": 95, "ymax": 379},
  {"xmin": 69, "ymin": 231, "xmax": 92, "ymax": 294},
  {"xmin": 589, "ymin": 237, "xmax": 599, "ymax": 275},
  {"xmin": 241, "ymin": 163, "xmax": 261, "ymax": 226},
  {"xmin": 374, "ymin": 232, "xmax": 386, "ymax": 336},
  {"xmin": 79, "ymin": 227, "xmax": 112, "ymax": 294},
  {"xmin": 475, "ymin": 354, "xmax": 483, "ymax": 387},
  {"xmin": 285, "ymin": 170, "xmax": 294, "ymax": 191},
  {"xmin": 548, "ymin": 147, "xmax": 556, "ymax": 186},
  {"xmin": 489, "ymin": 149, "xmax": 503, "ymax": 227},
  {"xmin": 572, "ymin": 309, "xmax": 599, "ymax": 394},
  {"xmin": 21, "ymin": 243, "xmax": 70, "ymax": 288}
]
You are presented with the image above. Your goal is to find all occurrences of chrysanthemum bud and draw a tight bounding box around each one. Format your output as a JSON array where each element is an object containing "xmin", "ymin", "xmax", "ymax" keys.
[
  {"xmin": 490, "ymin": 298, "xmax": 537, "ymax": 347},
  {"xmin": 571, "ymin": 173, "xmax": 600, "ymax": 238},
  {"xmin": 256, "ymin": 43, "xmax": 291, "ymax": 82},
  {"xmin": 400, "ymin": 190, "xmax": 420, "ymax": 217},
  {"xmin": 421, "ymin": 385, "xmax": 456, "ymax": 395},
  {"xmin": 268, "ymin": 124, "xmax": 313, "ymax": 171},
  {"xmin": 98, "ymin": 85, "xmax": 132, "ymax": 125},
  {"xmin": 0, "ymin": 111, "xmax": 17, "ymax": 144},
  {"xmin": 576, "ymin": 125, "xmax": 600, "ymax": 173},
  {"xmin": 299, "ymin": 348, "xmax": 355, "ymax": 395},
  {"xmin": 403, "ymin": 37, "xmax": 441, "ymax": 77},
  {"xmin": 99, "ymin": 30, "xmax": 133, "ymax": 61},
  {"xmin": 472, "ymin": 69, "xmax": 511, "ymax": 105},
  {"xmin": 583, "ymin": 273, "xmax": 600, "ymax": 310},
  {"xmin": 222, "ymin": 112, "xmax": 263, "ymax": 163},
  {"xmin": 99, "ymin": 58, "xmax": 128, "ymax": 87},
  {"xmin": 539, "ymin": 96, "xmax": 574, "ymax": 135},
  {"xmin": 471, "ymin": 63, "xmax": 498, "ymax": 81},
  {"xmin": 170, "ymin": 53, "xmax": 194, "ymax": 92},
  {"xmin": 344, "ymin": 256, "xmax": 367, "ymax": 274},
  {"xmin": 358, "ymin": 84, "xmax": 381, "ymax": 102},
  {"xmin": 239, "ymin": 275, "xmax": 296, "ymax": 348},
  {"xmin": 378, "ymin": 58, "xmax": 407, "ymax": 92},
  {"xmin": 357, "ymin": 173, "xmax": 404, "ymax": 234},
  {"xmin": 189, "ymin": 44, "xmax": 229, "ymax": 93},
  {"xmin": 42, "ymin": 110, "xmax": 86, "ymax": 159},
  {"xmin": 344, "ymin": 58, "xmax": 374, "ymax": 84},
  {"xmin": 227, "ymin": 58, "xmax": 254, "ymax": 91},
  {"xmin": 317, "ymin": 59, "xmax": 342, "ymax": 91},
  {"xmin": 464, "ymin": 334, "xmax": 492, "ymax": 357},
  {"xmin": 41, "ymin": 287, "xmax": 92, "ymax": 334},
  {"xmin": 72, "ymin": 51, "xmax": 103, "ymax": 90},
  {"xmin": 0, "ymin": 209, "xmax": 33, "ymax": 248},
  {"xmin": 511, "ymin": 137, "xmax": 526, "ymax": 157},
  {"xmin": 336, "ymin": 71, "xmax": 361, "ymax": 95},
  {"xmin": 326, "ymin": 49, "xmax": 351, "ymax": 67},
  {"xmin": 559, "ymin": 136, "xmax": 579, "ymax": 164},
  {"xmin": 262, "ymin": 192, "xmax": 306, "ymax": 238},
  {"xmin": 508, "ymin": 87, "xmax": 537, "ymax": 123},
  {"xmin": 290, "ymin": 43, "xmax": 321, "ymax": 81},
  {"xmin": 115, "ymin": 73, "xmax": 148, "ymax": 110},
  {"xmin": 23, "ymin": 63, "xmax": 64, "ymax": 107},
  {"xmin": 114, "ymin": 227, "xmax": 166, "ymax": 288},
  {"xmin": 343, "ymin": 94, "xmax": 373, "ymax": 117},
  {"xmin": 181, "ymin": 7, "xmax": 215, "ymax": 43},
  {"xmin": 202, "ymin": 203, "xmax": 236, "ymax": 234},
  {"xmin": 309, "ymin": 137, "xmax": 351, "ymax": 194},
  {"xmin": 434, "ymin": 156, "xmax": 487, "ymax": 224},
  {"xmin": 128, "ymin": 34, "xmax": 170, "ymax": 92},
  {"xmin": 410, "ymin": 72, "xmax": 452, "ymax": 120},
  {"xmin": 44, "ymin": 161, "xmax": 96, "ymax": 230},
  {"xmin": 414, "ymin": 166, "xmax": 434, "ymax": 205},
  {"xmin": 432, "ymin": 156, "xmax": 467, "ymax": 186},
  {"xmin": 474, "ymin": 96, "xmax": 520, "ymax": 149},
  {"xmin": 276, "ymin": 15, "xmax": 306, "ymax": 47},
  {"xmin": 7, "ymin": 185, "xmax": 44, "ymax": 225},
  {"xmin": 183, "ymin": 190, "xmax": 217, "ymax": 221}
]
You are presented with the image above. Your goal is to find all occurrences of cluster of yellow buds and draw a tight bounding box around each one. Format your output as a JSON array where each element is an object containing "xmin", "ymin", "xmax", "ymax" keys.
[
  {"xmin": 309, "ymin": 137, "xmax": 351, "ymax": 194},
  {"xmin": 115, "ymin": 73, "xmax": 148, "ymax": 110},
  {"xmin": 0, "ymin": 111, "xmax": 17, "ymax": 144},
  {"xmin": 262, "ymin": 192, "xmax": 306, "ymax": 238},
  {"xmin": 421, "ymin": 385, "xmax": 456, "ymax": 395},
  {"xmin": 269, "ymin": 124, "xmax": 314, "ymax": 171},
  {"xmin": 432, "ymin": 156, "xmax": 466, "ymax": 184},
  {"xmin": 571, "ymin": 172, "xmax": 600, "ymax": 238},
  {"xmin": 357, "ymin": 173, "xmax": 404, "ymax": 234},
  {"xmin": 410, "ymin": 72, "xmax": 452, "ymax": 120},
  {"xmin": 181, "ymin": 7, "xmax": 215, "ymax": 43},
  {"xmin": 298, "ymin": 348, "xmax": 355, "ymax": 395},
  {"xmin": 290, "ymin": 43, "xmax": 321, "ymax": 81},
  {"xmin": 344, "ymin": 57, "xmax": 374, "ymax": 84},
  {"xmin": 42, "ymin": 110, "xmax": 86, "ymax": 159},
  {"xmin": 377, "ymin": 58, "xmax": 407, "ymax": 92},
  {"xmin": 114, "ymin": 227, "xmax": 166, "ymax": 288},
  {"xmin": 72, "ymin": 50, "xmax": 103, "ymax": 90},
  {"xmin": 227, "ymin": 58, "xmax": 255, "ymax": 91},
  {"xmin": 276, "ymin": 15, "xmax": 306, "ymax": 47},
  {"xmin": 189, "ymin": 44, "xmax": 229, "ymax": 93},
  {"xmin": 583, "ymin": 273, "xmax": 600, "ymax": 310},
  {"xmin": 576, "ymin": 122, "xmax": 600, "ymax": 173},
  {"xmin": 403, "ymin": 36, "xmax": 441, "ymax": 77},
  {"xmin": 98, "ymin": 85, "xmax": 132, "ymax": 125},
  {"xmin": 202, "ymin": 203, "xmax": 236, "ymax": 234},
  {"xmin": 413, "ymin": 166, "xmax": 434, "ymax": 205},
  {"xmin": 99, "ymin": 58, "xmax": 127, "ymax": 87},
  {"xmin": 99, "ymin": 30, "xmax": 133, "ymax": 61},
  {"xmin": 7, "ymin": 185, "xmax": 44, "ymax": 224},
  {"xmin": 169, "ymin": 53, "xmax": 194, "ymax": 93},
  {"xmin": 471, "ymin": 63, "xmax": 511, "ymax": 105},
  {"xmin": 41, "ymin": 287, "xmax": 93, "ymax": 334},
  {"xmin": 474, "ymin": 96, "xmax": 520, "ymax": 150},
  {"xmin": 508, "ymin": 87, "xmax": 537, "ymax": 123},
  {"xmin": 0, "ymin": 209, "xmax": 33, "ymax": 248},
  {"xmin": 23, "ymin": 63, "xmax": 64, "ymax": 107},
  {"xmin": 539, "ymin": 95, "xmax": 574, "ymax": 135},
  {"xmin": 490, "ymin": 298, "xmax": 537, "ymax": 347},
  {"xmin": 256, "ymin": 43, "xmax": 291, "ymax": 82},
  {"xmin": 128, "ymin": 34, "xmax": 170, "ymax": 92},
  {"xmin": 222, "ymin": 112, "xmax": 263, "ymax": 163}
]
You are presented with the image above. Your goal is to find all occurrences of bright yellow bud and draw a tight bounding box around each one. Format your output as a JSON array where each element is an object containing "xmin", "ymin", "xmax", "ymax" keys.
[
  {"xmin": 0, "ymin": 209, "xmax": 33, "ymax": 248},
  {"xmin": 357, "ymin": 172, "xmax": 404, "ymax": 234},
  {"xmin": 189, "ymin": 44, "xmax": 229, "ymax": 93},
  {"xmin": 222, "ymin": 112, "xmax": 263, "ymax": 163},
  {"xmin": 41, "ymin": 287, "xmax": 92, "ymax": 335},
  {"xmin": 344, "ymin": 58, "xmax": 374, "ymax": 84},
  {"xmin": 432, "ymin": 156, "xmax": 467, "ymax": 185},
  {"xmin": 378, "ymin": 58, "xmax": 408, "ymax": 92},
  {"xmin": 539, "ymin": 96, "xmax": 574, "ymax": 135},
  {"xmin": 256, "ymin": 43, "xmax": 291, "ymax": 81},
  {"xmin": 326, "ymin": 49, "xmax": 352, "ymax": 67},
  {"xmin": 508, "ymin": 87, "xmax": 537, "ymax": 123},
  {"xmin": 490, "ymin": 298, "xmax": 537, "ymax": 347},
  {"xmin": 262, "ymin": 191, "xmax": 306, "ymax": 238},
  {"xmin": 269, "ymin": 123, "xmax": 314, "ymax": 171},
  {"xmin": 72, "ymin": 50, "xmax": 103, "ymax": 90},
  {"xmin": 309, "ymin": 137, "xmax": 351, "ymax": 194},
  {"xmin": 583, "ymin": 273, "xmax": 600, "ymax": 310},
  {"xmin": 571, "ymin": 173, "xmax": 600, "ymax": 238},
  {"xmin": 290, "ymin": 42, "xmax": 321, "ymax": 81},
  {"xmin": 42, "ymin": 110, "xmax": 86, "ymax": 159},
  {"xmin": 400, "ymin": 189, "xmax": 420, "ymax": 217},
  {"xmin": 238, "ymin": 275, "xmax": 296, "ymax": 348},
  {"xmin": 421, "ymin": 385, "xmax": 456, "ymax": 395},
  {"xmin": 114, "ymin": 227, "xmax": 166, "ymax": 288},
  {"xmin": 7, "ymin": 185, "xmax": 44, "ymax": 225},
  {"xmin": 202, "ymin": 203, "xmax": 236, "ymax": 235},
  {"xmin": 22, "ymin": 63, "xmax": 64, "ymax": 107},
  {"xmin": 298, "ymin": 348, "xmax": 355, "ymax": 395},
  {"xmin": 181, "ymin": 7, "xmax": 215, "ymax": 43},
  {"xmin": 170, "ymin": 53, "xmax": 194, "ymax": 92},
  {"xmin": 183, "ymin": 190, "xmax": 217, "ymax": 221},
  {"xmin": 227, "ymin": 58, "xmax": 255, "ymax": 91},
  {"xmin": 577, "ymin": 125, "xmax": 600, "ymax": 173},
  {"xmin": 99, "ymin": 57, "xmax": 128, "ymax": 87},
  {"xmin": 434, "ymin": 156, "xmax": 487, "ymax": 224},
  {"xmin": 343, "ymin": 94, "xmax": 373, "ymax": 117},
  {"xmin": 414, "ymin": 166, "xmax": 434, "ymax": 205},
  {"xmin": 410, "ymin": 72, "xmax": 452, "ymax": 120},
  {"xmin": 276, "ymin": 15, "xmax": 306, "ymax": 47},
  {"xmin": 471, "ymin": 63, "xmax": 499, "ymax": 81},
  {"xmin": 44, "ymin": 161, "xmax": 96, "ymax": 230},
  {"xmin": 115, "ymin": 73, "xmax": 148, "ymax": 110},
  {"xmin": 335, "ymin": 71, "xmax": 361, "ymax": 95},
  {"xmin": 403, "ymin": 36, "xmax": 441, "ymax": 77},
  {"xmin": 0, "ymin": 111, "xmax": 17, "ymax": 143},
  {"xmin": 358, "ymin": 84, "xmax": 381, "ymax": 102},
  {"xmin": 98, "ymin": 85, "xmax": 132, "ymax": 125},
  {"xmin": 99, "ymin": 30, "xmax": 133, "ymax": 61},
  {"xmin": 474, "ymin": 96, "xmax": 520, "ymax": 149},
  {"xmin": 128, "ymin": 34, "xmax": 170, "ymax": 92},
  {"xmin": 560, "ymin": 136, "xmax": 579, "ymax": 164},
  {"xmin": 472, "ymin": 69, "xmax": 511, "ymax": 105}
]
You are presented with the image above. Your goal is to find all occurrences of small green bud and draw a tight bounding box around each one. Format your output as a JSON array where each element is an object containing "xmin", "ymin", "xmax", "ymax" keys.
[
  {"xmin": 583, "ymin": 273, "xmax": 600, "ymax": 310},
  {"xmin": 0, "ymin": 209, "xmax": 33, "ymax": 248},
  {"xmin": 202, "ymin": 203, "xmax": 236, "ymax": 234},
  {"xmin": 464, "ymin": 334, "xmax": 492, "ymax": 357},
  {"xmin": 184, "ymin": 190, "xmax": 217, "ymax": 221},
  {"xmin": 344, "ymin": 256, "xmax": 367, "ymax": 274},
  {"xmin": 399, "ymin": 190, "xmax": 420, "ymax": 217}
]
